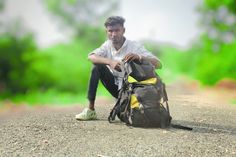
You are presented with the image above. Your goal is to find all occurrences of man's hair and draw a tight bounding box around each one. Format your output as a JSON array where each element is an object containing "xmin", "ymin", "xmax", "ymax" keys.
[{"xmin": 104, "ymin": 16, "xmax": 125, "ymax": 27}]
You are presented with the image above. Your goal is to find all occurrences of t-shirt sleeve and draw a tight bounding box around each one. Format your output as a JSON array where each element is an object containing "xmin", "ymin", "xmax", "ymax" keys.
[
  {"xmin": 135, "ymin": 42, "xmax": 159, "ymax": 60},
  {"xmin": 88, "ymin": 42, "xmax": 108, "ymax": 57}
]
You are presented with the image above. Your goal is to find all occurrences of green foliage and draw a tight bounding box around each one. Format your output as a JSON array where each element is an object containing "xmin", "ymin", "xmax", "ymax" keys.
[
  {"xmin": 158, "ymin": 36, "xmax": 236, "ymax": 86},
  {"xmin": 24, "ymin": 34, "xmax": 105, "ymax": 93},
  {"xmin": 200, "ymin": 0, "xmax": 236, "ymax": 46},
  {"xmin": 37, "ymin": 40, "xmax": 92, "ymax": 93},
  {"xmin": 0, "ymin": 33, "xmax": 37, "ymax": 93},
  {"xmin": 2, "ymin": 0, "xmax": 236, "ymax": 106},
  {"xmin": 190, "ymin": 0, "xmax": 236, "ymax": 85},
  {"xmin": 204, "ymin": 0, "xmax": 236, "ymax": 13},
  {"xmin": 0, "ymin": 21, "xmax": 110, "ymax": 104},
  {"xmin": 155, "ymin": 46, "xmax": 184, "ymax": 82},
  {"xmin": 0, "ymin": 39, "xmax": 111, "ymax": 104},
  {"xmin": 0, "ymin": 36, "xmax": 110, "ymax": 104},
  {"xmin": 195, "ymin": 38, "xmax": 236, "ymax": 85},
  {"xmin": 23, "ymin": 51, "xmax": 54, "ymax": 90}
]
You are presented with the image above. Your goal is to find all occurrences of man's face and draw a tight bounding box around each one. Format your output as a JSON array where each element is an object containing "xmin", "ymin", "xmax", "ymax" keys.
[{"xmin": 106, "ymin": 24, "xmax": 125, "ymax": 44}]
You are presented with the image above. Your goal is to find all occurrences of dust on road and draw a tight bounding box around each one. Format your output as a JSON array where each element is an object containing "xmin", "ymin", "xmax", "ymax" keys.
[{"xmin": 0, "ymin": 84, "xmax": 236, "ymax": 157}]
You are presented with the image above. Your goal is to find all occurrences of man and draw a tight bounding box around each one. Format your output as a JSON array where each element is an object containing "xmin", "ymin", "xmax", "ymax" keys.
[{"xmin": 75, "ymin": 16, "xmax": 162, "ymax": 120}]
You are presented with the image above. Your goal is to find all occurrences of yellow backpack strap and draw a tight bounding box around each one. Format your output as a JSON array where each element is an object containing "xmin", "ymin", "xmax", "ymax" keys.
[
  {"xmin": 130, "ymin": 95, "xmax": 139, "ymax": 109},
  {"xmin": 128, "ymin": 76, "xmax": 157, "ymax": 84},
  {"xmin": 140, "ymin": 78, "xmax": 157, "ymax": 84},
  {"xmin": 128, "ymin": 76, "xmax": 138, "ymax": 83}
]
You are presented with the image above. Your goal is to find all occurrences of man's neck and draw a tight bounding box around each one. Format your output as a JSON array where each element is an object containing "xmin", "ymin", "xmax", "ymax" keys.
[{"xmin": 113, "ymin": 37, "xmax": 125, "ymax": 51}]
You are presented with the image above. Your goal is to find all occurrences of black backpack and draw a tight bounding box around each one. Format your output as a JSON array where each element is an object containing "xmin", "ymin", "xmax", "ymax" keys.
[{"xmin": 108, "ymin": 60, "xmax": 172, "ymax": 128}]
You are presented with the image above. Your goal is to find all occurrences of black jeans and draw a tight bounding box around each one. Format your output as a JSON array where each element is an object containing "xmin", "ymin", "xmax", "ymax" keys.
[{"xmin": 87, "ymin": 64, "xmax": 119, "ymax": 102}]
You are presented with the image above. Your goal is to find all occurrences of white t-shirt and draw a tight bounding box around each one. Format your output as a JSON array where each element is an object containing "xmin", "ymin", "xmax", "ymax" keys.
[{"xmin": 89, "ymin": 39, "xmax": 159, "ymax": 88}]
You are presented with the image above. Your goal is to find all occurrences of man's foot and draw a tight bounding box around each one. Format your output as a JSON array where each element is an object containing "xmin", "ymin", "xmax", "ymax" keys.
[{"xmin": 75, "ymin": 108, "xmax": 97, "ymax": 120}]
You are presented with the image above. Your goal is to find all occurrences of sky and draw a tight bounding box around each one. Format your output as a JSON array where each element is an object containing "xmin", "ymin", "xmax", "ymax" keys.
[
  {"xmin": 1, "ymin": 0, "xmax": 202, "ymax": 48},
  {"xmin": 120, "ymin": 0, "xmax": 202, "ymax": 48}
]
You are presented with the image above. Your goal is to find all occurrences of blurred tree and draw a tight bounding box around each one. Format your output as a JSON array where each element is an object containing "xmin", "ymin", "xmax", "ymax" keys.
[
  {"xmin": 0, "ymin": 32, "xmax": 38, "ymax": 93},
  {"xmin": 43, "ymin": 0, "xmax": 119, "ymax": 42},
  {"xmin": 199, "ymin": 0, "xmax": 236, "ymax": 47},
  {"xmin": 180, "ymin": 0, "xmax": 236, "ymax": 85},
  {"xmin": 0, "ymin": 1, "xmax": 39, "ymax": 94}
]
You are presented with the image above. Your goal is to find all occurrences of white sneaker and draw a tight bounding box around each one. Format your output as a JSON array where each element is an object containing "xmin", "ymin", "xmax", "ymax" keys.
[{"xmin": 75, "ymin": 108, "xmax": 97, "ymax": 120}]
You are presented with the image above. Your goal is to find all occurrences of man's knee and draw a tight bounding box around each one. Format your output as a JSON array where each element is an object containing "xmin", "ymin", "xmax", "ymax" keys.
[{"xmin": 91, "ymin": 64, "xmax": 108, "ymax": 74}]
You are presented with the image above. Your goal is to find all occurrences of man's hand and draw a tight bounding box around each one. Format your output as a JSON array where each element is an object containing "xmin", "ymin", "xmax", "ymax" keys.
[
  {"xmin": 123, "ymin": 53, "xmax": 140, "ymax": 62},
  {"xmin": 109, "ymin": 60, "xmax": 122, "ymax": 71}
]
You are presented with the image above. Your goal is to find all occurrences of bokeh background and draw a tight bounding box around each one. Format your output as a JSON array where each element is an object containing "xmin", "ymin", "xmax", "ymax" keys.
[{"xmin": 0, "ymin": 0, "xmax": 235, "ymax": 106}]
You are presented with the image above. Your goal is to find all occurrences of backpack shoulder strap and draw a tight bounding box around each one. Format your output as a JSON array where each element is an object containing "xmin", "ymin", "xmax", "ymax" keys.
[
  {"xmin": 108, "ymin": 88, "xmax": 131, "ymax": 123},
  {"xmin": 108, "ymin": 96, "xmax": 121, "ymax": 122}
]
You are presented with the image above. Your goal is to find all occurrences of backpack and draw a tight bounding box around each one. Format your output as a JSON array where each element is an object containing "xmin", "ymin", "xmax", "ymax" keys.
[{"xmin": 108, "ymin": 60, "xmax": 172, "ymax": 128}]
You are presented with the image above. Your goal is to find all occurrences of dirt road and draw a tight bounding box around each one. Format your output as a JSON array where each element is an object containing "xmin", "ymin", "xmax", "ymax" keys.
[{"xmin": 0, "ymin": 84, "xmax": 236, "ymax": 157}]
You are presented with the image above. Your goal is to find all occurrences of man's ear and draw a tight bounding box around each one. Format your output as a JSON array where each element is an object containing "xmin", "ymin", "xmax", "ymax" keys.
[{"xmin": 123, "ymin": 27, "xmax": 126, "ymax": 33}]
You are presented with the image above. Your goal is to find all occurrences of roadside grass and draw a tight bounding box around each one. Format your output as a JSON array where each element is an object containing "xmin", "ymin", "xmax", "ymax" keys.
[{"xmin": 0, "ymin": 85, "xmax": 110, "ymax": 106}]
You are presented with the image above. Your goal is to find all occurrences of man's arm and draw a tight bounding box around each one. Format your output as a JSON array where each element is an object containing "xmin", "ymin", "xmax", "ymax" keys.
[
  {"xmin": 88, "ymin": 54, "xmax": 111, "ymax": 65},
  {"xmin": 88, "ymin": 54, "xmax": 122, "ymax": 71},
  {"xmin": 123, "ymin": 53, "xmax": 162, "ymax": 69},
  {"xmin": 141, "ymin": 55, "xmax": 162, "ymax": 69}
]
